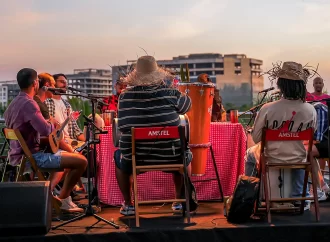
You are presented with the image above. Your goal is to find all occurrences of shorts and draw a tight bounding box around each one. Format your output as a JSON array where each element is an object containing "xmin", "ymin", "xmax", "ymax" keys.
[
  {"xmin": 114, "ymin": 149, "xmax": 193, "ymax": 175},
  {"xmin": 315, "ymin": 139, "xmax": 329, "ymax": 158},
  {"xmin": 30, "ymin": 150, "xmax": 62, "ymax": 169}
]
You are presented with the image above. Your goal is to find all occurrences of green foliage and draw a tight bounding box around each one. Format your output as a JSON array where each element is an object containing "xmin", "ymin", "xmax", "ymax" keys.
[
  {"xmin": 323, "ymin": 89, "xmax": 328, "ymax": 94},
  {"xmin": 224, "ymin": 103, "xmax": 237, "ymax": 110},
  {"xmin": 67, "ymin": 97, "xmax": 92, "ymax": 129},
  {"xmin": 180, "ymin": 64, "xmax": 190, "ymax": 82}
]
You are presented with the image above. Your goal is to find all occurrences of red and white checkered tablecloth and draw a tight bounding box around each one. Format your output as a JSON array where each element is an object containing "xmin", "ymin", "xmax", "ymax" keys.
[{"xmin": 97, "ymin": 123, "xmax": 247, "ymax": 206}]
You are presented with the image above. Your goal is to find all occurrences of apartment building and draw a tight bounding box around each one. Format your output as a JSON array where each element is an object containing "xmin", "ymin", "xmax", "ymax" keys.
[
  {"xmin": 67, "ymin": 69, "xmax": 112, "ymax": 96},
  {"xmin": 111, "ymin": 53, "xmax": 264, "ymax": 107}
]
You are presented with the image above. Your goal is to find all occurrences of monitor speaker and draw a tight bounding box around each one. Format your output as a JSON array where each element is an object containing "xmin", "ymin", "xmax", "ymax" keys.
[{"xmin": 0, "ymin": 181, "xmax": 52, "ymax": 236}]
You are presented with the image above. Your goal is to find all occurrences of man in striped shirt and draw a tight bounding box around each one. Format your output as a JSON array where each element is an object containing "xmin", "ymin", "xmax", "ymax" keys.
[{"xmin": 116, "ymin": 56, "xmax": 192, "ymax": 215}]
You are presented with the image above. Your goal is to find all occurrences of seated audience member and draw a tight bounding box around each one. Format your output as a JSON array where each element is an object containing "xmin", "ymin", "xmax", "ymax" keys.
[
  {"xmin": 116, "ymin": 56, "xmax": 192, "ymax": 215},
  {"xmin": 245, "ymin": 62, "xmax": 317, "ymax": 210},
  {"xmin": 4, "ymin": 68, "xmax": 87, "ymax": 213}
]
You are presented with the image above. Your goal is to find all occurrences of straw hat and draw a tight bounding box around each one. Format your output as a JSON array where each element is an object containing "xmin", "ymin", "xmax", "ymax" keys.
[
  {"xmin": 124, "ymin": 56, "xmax": 173, "ymax": 86},
  {"xmin": 276, "ymin": 62, "xmax": 309, "ymax": 83}
]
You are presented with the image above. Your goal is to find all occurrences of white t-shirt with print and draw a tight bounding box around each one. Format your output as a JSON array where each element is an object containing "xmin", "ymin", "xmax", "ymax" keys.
[
  {"xmin": 52, "ymin": 98, "xmax": 70, "ymax": 138},
  {"xmin": 252, "ymin": 98, "xmax": 317, "ymax": 163}
]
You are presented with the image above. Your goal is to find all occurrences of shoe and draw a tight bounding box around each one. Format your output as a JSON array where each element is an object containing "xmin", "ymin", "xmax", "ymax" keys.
[
  {"xmin": 293, "ymin": 201, "xmax": 311, "ymax": 211},
  {"xmin": 59, "ymin": 196, "xmax": 84, "ymax": 213},
  {"xmin": 171, "ymin": 202, "xmax": 182, "ymax": 211},
  {"xmin": 310, "ymin": 187, "xmax": 327, "ymax": 202},
  {"xmin": 310, "ymin": 191, "xmax": 327, "ymax": 202},
  {"xmin": 53, "ymin": 187, "xmax": 61, "ymax": 196},
  {"xmin": 120, "ymin": 203, "xmax": 135, "ymax": 216}
]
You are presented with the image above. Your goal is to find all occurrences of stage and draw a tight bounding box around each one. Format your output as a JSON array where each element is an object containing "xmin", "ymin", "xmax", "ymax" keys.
[{"xmin": 2, "ymin": 201, "xmax": 330, "ymax": 242}]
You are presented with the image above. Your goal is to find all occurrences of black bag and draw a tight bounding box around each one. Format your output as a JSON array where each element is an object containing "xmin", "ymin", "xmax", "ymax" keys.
[{"xmin": 227, "ymin": 175, "xmax": 260, "ymax": 223}]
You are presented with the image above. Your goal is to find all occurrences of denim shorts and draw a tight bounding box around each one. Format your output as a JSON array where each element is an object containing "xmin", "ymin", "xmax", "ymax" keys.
[{"xmin": 31, "ymin": 150, "xmax": 62, "ymax": 169}]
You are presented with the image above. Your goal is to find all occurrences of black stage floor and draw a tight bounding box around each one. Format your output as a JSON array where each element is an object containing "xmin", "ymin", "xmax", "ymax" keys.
[{"xmin": 2, "ymin": 201, "xmax": 330, "ymax": 242}]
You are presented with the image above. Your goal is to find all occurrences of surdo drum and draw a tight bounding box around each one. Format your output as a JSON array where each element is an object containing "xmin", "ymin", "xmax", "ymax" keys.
[
  {"xmin": 112, "ymin": 114, "xmax": 190, "ymax": 148},
  {"xmin": 178, "ymin": 82, "xmax": 215, "ymax": 176}
]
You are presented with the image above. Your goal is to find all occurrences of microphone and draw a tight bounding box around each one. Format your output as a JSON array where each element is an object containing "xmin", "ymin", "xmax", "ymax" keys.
[
  {"xmin": 258, "ymin": 87, "xmax": 275, "ymax": 93},
  {"xmin": 271, "ymin": 90, "xmax": 281, "ymax": 96},
  {"xmin": 42, "ymin": 86, "xmax": 66, "ymax": 94},
  {"xmin": 67, "ymin": 86, "xmax": 82, "ymax": 93}
]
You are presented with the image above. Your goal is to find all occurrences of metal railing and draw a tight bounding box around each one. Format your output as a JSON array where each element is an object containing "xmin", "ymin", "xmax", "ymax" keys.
[{"xmin": 0, "ymin": 120, "xmax": 7, "ymax": 156}]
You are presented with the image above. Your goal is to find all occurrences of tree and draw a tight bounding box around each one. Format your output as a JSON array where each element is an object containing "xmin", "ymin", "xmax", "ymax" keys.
[{"xmin": 224, "ymin": 103, "xmax": 237, "ymax": 110}]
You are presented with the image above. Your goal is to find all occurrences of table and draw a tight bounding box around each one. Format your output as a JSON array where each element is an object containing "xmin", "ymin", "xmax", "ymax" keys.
[{"xmin": 97, "ymin": 123, "xmax": 247, "ymax": 206}]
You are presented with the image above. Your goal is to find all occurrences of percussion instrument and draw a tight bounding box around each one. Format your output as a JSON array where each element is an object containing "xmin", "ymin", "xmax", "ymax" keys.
[
  {"xmin": 178, "ymin": 82, "xmax": 215, "ymax": 176},
  {"xmin": 112, "ymin": 114, "xmax": 190, "ymax": 148}
]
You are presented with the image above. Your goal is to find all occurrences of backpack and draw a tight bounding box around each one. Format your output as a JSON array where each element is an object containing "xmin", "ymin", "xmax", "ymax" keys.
[{"xmin": 226, "ymin": 175, "xmax": 260, "ymax": 223}]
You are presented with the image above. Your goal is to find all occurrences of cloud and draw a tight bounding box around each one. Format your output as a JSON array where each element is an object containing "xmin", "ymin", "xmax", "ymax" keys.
[
  {"xmin": 155, "ymin": 0, "xmax": 229, "ymax": 40},
  {"xmin": 287, "ymin": 1, "xmax": 330, "ymax": 35}
]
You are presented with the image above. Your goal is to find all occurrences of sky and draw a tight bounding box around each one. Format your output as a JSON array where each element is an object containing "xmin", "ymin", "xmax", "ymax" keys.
[{"xmin": 0, "ymin": 0, "xmax": 329, "ymax": 92}]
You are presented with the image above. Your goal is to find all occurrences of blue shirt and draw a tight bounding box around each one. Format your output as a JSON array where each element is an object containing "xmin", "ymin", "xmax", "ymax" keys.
[{"xmin": 313, "ymin": 103, "xmax": 328, "ymax": 142}]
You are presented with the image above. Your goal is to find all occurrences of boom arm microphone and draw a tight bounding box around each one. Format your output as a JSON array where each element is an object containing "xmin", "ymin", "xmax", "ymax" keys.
[
  {"xmin": 42, "ymin": 86, "xmax": 67, "ymax": 94},
  {"xmin": 258, "ymin": 87, "xmax": 275, "ymax": 93}
]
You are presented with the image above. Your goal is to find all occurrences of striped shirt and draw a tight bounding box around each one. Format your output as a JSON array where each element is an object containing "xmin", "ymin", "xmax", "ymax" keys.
[
  {"xmin": 118, "ymin": 85, "xmax": 191, "ymax": 164},
  {"xmin": 313, "ymin": 103, "xmax": 328, "ymax": 141}
]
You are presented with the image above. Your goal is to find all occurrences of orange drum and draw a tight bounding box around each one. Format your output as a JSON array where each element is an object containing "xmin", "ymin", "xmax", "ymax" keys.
[{"xmin": 178, "ymin": 82, "xmax": 215, "ymax": 176}]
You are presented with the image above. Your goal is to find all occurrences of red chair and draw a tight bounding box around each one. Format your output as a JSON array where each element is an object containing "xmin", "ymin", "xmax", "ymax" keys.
[
  {"xmin": 131, "ymin": 125, "xmax": 191, "ymax": 227},
  {"xmin": 259, "ymin": 128, "xmax": 320, "ymax": 223}
]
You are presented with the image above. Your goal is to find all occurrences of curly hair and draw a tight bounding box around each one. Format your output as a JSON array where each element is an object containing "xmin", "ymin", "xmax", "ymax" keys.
[{"xmin": 277, "ymin": 78, "xmax": 307, "ymax": 101}]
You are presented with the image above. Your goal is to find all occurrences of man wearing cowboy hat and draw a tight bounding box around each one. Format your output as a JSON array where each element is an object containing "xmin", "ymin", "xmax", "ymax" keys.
[
  {"xmin": 116, "ymin": 56, "xmax": 193, "ymax": 215},
  {"xmin": 245, "ymin": 61, "xmax": 317, "ymax": 210}
]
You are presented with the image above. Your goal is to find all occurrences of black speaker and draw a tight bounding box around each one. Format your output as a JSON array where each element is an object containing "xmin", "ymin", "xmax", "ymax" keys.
[{"xmin": 0, "ymin": 181, "xmax": 52, "ymax": 236}]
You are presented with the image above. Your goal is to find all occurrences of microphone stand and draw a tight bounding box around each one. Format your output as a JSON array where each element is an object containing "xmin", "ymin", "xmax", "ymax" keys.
[
  {"xmin": 51, "ymin": 91, "xmax": 119, "ymax": 230},
  {"xmin": 238, "ymin": 102, "xmax": 268, "ymax": 117},
  {"xmin": 245, "ymin": 91, "xmax": 269, "ymax": 128}
]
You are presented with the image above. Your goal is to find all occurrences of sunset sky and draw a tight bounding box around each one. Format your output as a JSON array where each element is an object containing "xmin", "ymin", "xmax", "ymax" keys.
[{"xmin": 0, "ymin": 0, "xmax": 329, "ymax": 91}]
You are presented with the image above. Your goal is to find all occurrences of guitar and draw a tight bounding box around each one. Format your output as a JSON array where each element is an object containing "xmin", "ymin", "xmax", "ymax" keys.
[{"xmin": 41, "ymin": 110, "xmax": 82, "ymax": 153}]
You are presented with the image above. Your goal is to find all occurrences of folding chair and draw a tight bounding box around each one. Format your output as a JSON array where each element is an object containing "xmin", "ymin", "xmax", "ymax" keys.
[
  {"xmin": 259, "ymin": 128, "xmax": 320, "ymax": 223},
  {"xmin": 2, "ymin": 128, "xmax": 63, "ymax": 215},
  {"xmin": 131, "ymin": 125, "xmax": 191, "ymax": 227}
]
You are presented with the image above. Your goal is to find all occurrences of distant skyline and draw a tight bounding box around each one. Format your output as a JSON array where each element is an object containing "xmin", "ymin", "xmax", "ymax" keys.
[{"xmin": 0, "ymin": 0, "xmax": 329, "ymax": 92}]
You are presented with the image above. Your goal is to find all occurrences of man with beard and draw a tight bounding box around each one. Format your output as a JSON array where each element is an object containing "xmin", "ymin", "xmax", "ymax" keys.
[{"xmin": 4, "ymin": 68, "xmax": 86, "ymax": 213}]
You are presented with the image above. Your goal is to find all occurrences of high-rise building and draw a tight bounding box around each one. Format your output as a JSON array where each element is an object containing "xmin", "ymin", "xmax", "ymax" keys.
[
  {"xmin": 66, "ymin": 69, "xmax": 112, "ymax": 96},
  {"xmin": 111, "ymin": 53, "xmax": 264, "ymax": 107},
  {"xmin": 0, "ymin": 80, "xmax": 20, "ymax": 107}
]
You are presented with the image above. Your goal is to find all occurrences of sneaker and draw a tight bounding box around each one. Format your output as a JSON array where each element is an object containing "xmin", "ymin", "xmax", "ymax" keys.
[
  {"xmin": 310, "ymin": 191, "xmax": 327, "ymax": 202},
  {"xmin": 310, "ymin": 187, "xmax": 328, "ymax": 202},
  {"xmin": 171, "ymin": 202, "xmax": 182, "ymax": 211},
  {"xmin": 59, "ymin": 196, "xmax": 84, "ymax": 213},
  {"xmin": 120, "ymin": 203, "xmax": 135, "ymax": 216},
  {"xmin": 53, "ymin": 187, "xmax": 61, "ymax": 196},
  {"xmin": 293, "ymin": 201, "xmax": 311, "ymax": 211}
]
